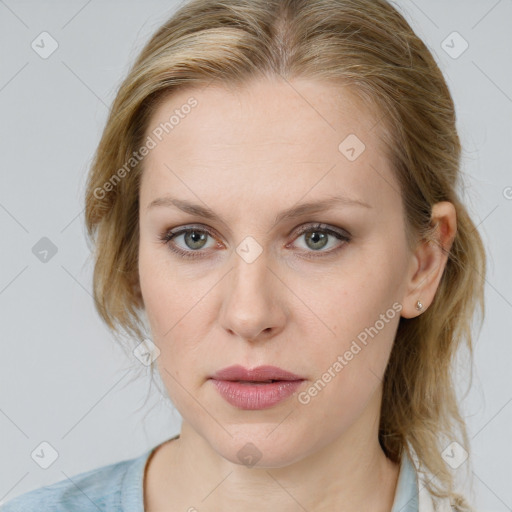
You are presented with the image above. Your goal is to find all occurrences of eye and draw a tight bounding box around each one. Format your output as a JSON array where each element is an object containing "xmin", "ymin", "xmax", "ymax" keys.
[
  {"xmin": 159, "ymin": 225, "xmax": 219, "ymax": 260},
  {"xmin": 159, "ymin": 222, "xmax": 351, "ymax": 260},
  {"xmin": 287, "ymin": 223, "xmax": 351, "ymax": 259}
]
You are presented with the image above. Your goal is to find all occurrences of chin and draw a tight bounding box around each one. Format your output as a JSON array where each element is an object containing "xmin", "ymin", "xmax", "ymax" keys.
[{"xmin": 210, "ymin": 427, "xmax": 315, "ymax": 469}]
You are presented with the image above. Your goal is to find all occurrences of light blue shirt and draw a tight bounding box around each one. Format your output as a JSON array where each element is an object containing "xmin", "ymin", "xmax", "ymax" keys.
[{"xmin": 1, "ymin": 439, "xmax": 419, "ymax": 511}]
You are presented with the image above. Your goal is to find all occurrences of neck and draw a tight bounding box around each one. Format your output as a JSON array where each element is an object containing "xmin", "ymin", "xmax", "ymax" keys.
[{"xmin": 145, "ymin": 398, "xmax": 400, "ymax": 511}]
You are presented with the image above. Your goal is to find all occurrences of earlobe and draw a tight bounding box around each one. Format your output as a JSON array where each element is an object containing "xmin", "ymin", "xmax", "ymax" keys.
[{"xmin": 400, "ymin": 201, "xmax": 457, "ymax": 319}]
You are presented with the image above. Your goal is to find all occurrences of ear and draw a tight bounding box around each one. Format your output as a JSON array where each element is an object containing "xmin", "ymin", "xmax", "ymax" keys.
[{"xmin": 401, "ymin": 201, "xmax": 457, "ymax": 319}]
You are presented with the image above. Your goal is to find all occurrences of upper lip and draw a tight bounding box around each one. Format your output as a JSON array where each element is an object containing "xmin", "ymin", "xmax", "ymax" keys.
[{"xmin": 210, "ymin": 365, "xmax": 304, "ymax": 382}]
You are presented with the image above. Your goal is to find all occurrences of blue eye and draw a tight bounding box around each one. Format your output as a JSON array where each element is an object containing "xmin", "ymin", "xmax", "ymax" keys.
[{"xmin": 159, "ymin": 223, "xmax": 351, "ymax": 260}]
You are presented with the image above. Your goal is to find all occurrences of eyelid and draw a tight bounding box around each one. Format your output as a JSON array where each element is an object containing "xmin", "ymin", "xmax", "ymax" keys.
[{"xmin": 288, "ymin": 222, "xmax": 351, "ymax": 240}]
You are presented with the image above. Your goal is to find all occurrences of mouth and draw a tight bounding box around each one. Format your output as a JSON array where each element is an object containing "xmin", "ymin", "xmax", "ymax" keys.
[
  {"xmin": 209, "ymin": 365, "xmax": 305, "ymax": 410},
  {"xmin": 210, "ymin": 364, "xmax": 304, "ymax": 382},
  {"xmin": 237, "ymin": 380, "xmax": 279, "ymax": 384}
]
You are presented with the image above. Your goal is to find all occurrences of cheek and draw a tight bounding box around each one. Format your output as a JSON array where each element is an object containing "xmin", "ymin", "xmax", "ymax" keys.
[
  {"xmin": 298, "ymin": 306, "xmax": 399, "ymax": 431},
  {"xmin": 302, "ymin": 250, "xmax": 401, "ymax": 342},
  {"xmin": 139, "ymin": 241, "xmax": 191, "ymax": 334},
  {"xmin": 296, "ymin": 254, "xmax": 403, "ymax": 403},
  {"xmin": 138, "ymin": 245, "xmax": 211, "ymax": 374}
]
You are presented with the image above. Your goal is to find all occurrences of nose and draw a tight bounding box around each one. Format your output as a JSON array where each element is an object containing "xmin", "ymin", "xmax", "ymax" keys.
[{"xmin": 218, "ymin": 247, "xmax": 287, "ymax": 343}]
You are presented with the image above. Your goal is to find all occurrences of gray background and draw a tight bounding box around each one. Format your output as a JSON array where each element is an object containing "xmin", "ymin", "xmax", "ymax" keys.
[{"xmin": 0, "ymin": 0, "xmax": 511, "ymax": 510}]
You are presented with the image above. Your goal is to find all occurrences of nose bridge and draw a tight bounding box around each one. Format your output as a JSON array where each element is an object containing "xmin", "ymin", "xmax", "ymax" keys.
[
  {"xmin": 219, "ymin": 238, "xmax": 285, "ymax": 339},
  {"xmin": 229, "ymin": 238, "xmax": 275, "ymax": 307}
]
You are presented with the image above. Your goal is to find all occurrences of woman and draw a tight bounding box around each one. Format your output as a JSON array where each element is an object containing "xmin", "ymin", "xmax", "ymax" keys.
[{"xmin": 2, "ymin": 0, "xmax": 485, "ymax": 510}]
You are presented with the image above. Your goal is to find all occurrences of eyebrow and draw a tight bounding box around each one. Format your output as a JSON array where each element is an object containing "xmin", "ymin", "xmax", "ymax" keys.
[{"xmin": 146, "ymin": 194, "xmax": 371, "ymax": 225}]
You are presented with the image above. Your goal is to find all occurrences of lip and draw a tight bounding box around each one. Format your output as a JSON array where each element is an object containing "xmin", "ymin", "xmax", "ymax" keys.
[
  {"xmin": 210, "ymin": 365, "xmax": 304, "ymax": 382},
  {"xmin": 209, "ymin": 365, "xmax": 305, "ymax": 410}
]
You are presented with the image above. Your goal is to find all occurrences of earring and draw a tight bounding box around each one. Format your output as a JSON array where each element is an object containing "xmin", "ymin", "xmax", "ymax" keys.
[{"xmin": 415, "ymin": 300, "xmax": 423, "ymax": 311}]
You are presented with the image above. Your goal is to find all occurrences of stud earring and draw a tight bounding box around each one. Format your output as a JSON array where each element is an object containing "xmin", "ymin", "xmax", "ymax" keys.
[{"xmin": 415, "ymin": 300, "xmax": 424, "ymax": 311}]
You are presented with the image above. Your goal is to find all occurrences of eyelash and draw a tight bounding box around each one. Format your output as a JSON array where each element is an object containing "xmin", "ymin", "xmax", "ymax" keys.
[{"xmin": 159, "ymin": 223, "xmax": 351, "ymax": 261}]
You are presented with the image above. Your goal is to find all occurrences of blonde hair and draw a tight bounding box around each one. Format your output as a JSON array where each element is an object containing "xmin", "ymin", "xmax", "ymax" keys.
[{"xmin": 84, "ymin": 0, "xmax": 486, "ymax": 508}]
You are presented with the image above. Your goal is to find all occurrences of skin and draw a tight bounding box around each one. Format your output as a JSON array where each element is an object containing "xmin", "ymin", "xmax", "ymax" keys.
[{"xmin": 137, "ymin": 76, "xmax": 457, "ymax": 511}]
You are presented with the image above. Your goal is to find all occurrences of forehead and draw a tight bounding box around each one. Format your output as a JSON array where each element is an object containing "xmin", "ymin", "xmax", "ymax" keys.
[{"xmin": 141, "ymin": 77, "xmax": 399, "ymax": 213}]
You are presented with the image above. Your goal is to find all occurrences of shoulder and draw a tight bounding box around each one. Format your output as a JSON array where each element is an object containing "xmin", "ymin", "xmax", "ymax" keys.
[{"xmin": 1, "ymin": 450, "xmax": 150, "ymax": 512}]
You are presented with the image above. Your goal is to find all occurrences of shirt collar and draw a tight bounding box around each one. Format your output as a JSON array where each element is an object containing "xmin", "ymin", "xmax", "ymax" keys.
[{"xmin": 391, "ymin": 450, "xmax": 420, "ymax": 512}]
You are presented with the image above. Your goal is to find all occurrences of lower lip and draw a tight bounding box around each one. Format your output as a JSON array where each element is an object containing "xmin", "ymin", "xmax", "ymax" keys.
[{"xmin": 210, "ymin": 379, "xmax": 304, "ymax": 410}]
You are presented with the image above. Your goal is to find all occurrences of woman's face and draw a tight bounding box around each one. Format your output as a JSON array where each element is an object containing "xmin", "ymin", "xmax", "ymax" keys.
[{"xmin": 138, "ymin": 77, "xmax": 417, "ymax": 466}]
